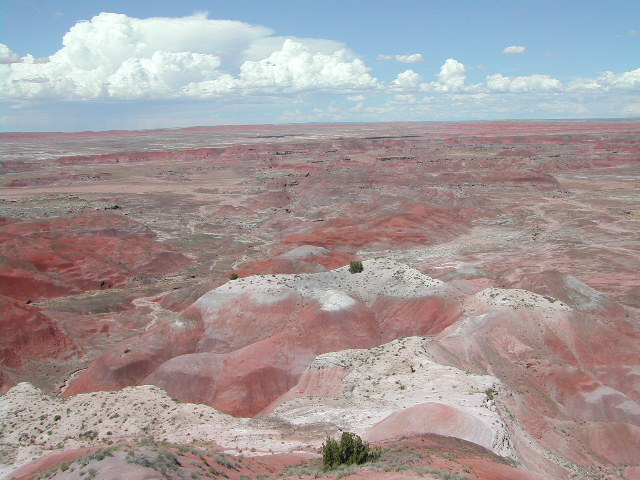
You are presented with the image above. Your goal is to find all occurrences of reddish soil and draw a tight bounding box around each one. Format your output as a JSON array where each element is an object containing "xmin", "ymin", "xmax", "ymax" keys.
[
  {"xmin": 7, "ymin": 435, "xmax": 545, "ymax": 480},
  {"xmin": 1, "ymin": 120, "xmax": 639, "ymax": 479}
]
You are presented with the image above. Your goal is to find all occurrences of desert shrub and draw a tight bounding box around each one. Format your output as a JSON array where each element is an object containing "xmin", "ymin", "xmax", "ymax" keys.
[
  {"xmin": 430, "ymin": 469, "xmax": 469, "ymax": 480},
  {"xmin": 127, "ymin": 449, "xmax": 181, "ymax": 474},
  {"xmin": 79, "ymin": 430, "xmax": 98, "ymax": 440},
  {"xmin": 484, "ymin": 388, "xmax": 496, "ymax": 401},
  {"xmin": 215, "ymin": 454, "xmax": 235, "ymax": 469},
  {"xmin": 229, "ymin": 273, "xmax": 239, "ymax": 280},
  {"xmin": 348, "ymin": 261, "xmax": 364, "ymax": 274},
  {"xmin": 86, "ymin": 468, "xmax": 98, "ymax": 479},
  {"xmin": 284, "ymin": 464, "xmax": 322, "ymax": 477},
  {"xmin": 322, "ymin": 432, "xmax": 379, "ymax": 470}
]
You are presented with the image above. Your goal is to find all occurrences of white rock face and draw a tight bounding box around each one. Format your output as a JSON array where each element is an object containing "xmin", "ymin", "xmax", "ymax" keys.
[
  {"xmin": 264, "ymin": 336, "xmax": 516, "ymax": 458},
  {"xmin": 0, "ymin": 335, "xmax": 518, "ymax": 478},
  {"xmin": 0, "ymin": 382, "xmax": 299, "ymax": 477},
  {"xmin": 279, "ymin": 245, "xmax": 331, "ymax": 259},
  {"xmin": 195, "ymin": 258, "xmax": 453, "ymax": 314},
  {"xmin": 472, "ymin": 287, "xmax": 571, "ymax": 313}
]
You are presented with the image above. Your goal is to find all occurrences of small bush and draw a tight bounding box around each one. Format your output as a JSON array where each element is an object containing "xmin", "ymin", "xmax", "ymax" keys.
[
  {"xmin": 127, "ymin": 450, "xmax": 181, "ymax": 474},
  {"xmin": 322, "ymin": 432, "xmax": 379, "ymax": 470},
  {"xmin": 349, "ymin": 261, "xmax": 364, "ymax": 274},
  {"xmin": 485, "ymin": 388, "xmax": 496, "ymax": 401},
  {"xmin": 215, "ymin": 454, "xmax": 234, "ymax": 469},
  {"xmin": 229, "ymin": 273, "xmax": 239, "ymax": 280}
]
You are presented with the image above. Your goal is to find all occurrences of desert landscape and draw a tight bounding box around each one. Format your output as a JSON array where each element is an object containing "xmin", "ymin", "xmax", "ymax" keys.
[{"xmin": 1, "ymin": 120, "xmax": 639, "ymax": 480}]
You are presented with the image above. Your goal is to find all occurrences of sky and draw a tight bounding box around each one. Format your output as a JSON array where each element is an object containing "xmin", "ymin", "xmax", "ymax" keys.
[{"xmin": 1, "ymin": 0, "xmax": 639, "ymax": 132}]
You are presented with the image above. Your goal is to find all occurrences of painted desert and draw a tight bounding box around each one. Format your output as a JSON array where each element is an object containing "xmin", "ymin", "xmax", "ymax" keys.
[{"xmin": 1, "ymin": 120, "xmax": 639, "ymax": 480}]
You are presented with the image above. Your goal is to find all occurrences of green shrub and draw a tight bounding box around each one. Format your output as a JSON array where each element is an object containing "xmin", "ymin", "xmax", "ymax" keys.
[
  {"xmin": 229, "ymin": 273, "xmax": 239, "ymax": 280},
  {"xmin": 348, "ymin": 261, "xmax": 364, "ymax": 274},
  {"xmin": 485, "ymin": 388, "xmax": 496, "ymax": 401},
  {"xmin": 322, "ymin": 432, "xmax": 379, "ymax": 470}
]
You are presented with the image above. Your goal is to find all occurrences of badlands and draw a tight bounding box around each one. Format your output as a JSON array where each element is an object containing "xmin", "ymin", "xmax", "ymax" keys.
[{"xmin": 0, "ymin": 121, "xmax": 639, "ymax": 479}]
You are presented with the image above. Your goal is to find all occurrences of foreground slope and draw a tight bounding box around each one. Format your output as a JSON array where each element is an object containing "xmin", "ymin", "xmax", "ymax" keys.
[{"xmin": 7, "ymin": 260, "xmax": 629, "ymax": 479}]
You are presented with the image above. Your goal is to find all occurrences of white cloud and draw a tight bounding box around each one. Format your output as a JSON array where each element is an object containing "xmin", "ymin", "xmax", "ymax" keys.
[
  {"xmin": 503, "ymin": 45, "xmax": 527, "ymax": 54},
  {"xmin": 395, "ymin": 54, "xmax": 425, "ymax": 64},
  {"xmin": 243, "ymin": 36, "xmax": 347, "ymax": 62},
  {"xmin": 394, "ymin": 59, "xmax": 478, "ymax": 93},
  {"xmin": 434, "ymin": 58, "xmax": 467, "ymax": 91},
  {"xmin": 56, "ymin": 12, "xmax": 270, "ymax": 70},
  {"xmin": 378, "ymin": 53, "xmax": 424, "ymax": 64},
  {"xmin": 0, "ymin": 44, "xmax": 20, "ymax": 64},
  {"xmin": 486, "ymin": 73, "xmax": 562, "ymax": 93},
  {"xmin": 347, "ymin": 94, "xmax": 365, "ymax": 102},
  {"xmin": 2, "ymin": 12, "xmax": 377, "ymax": 100},
  {"xmin": 594, "ymin": 68, "xmax": 640, "ymax": 90},
  {"xmin": 237, "ymin": 39, "xmax": 377, "ymax": 93},
  {"xmin": 392, "ymin": 69, "xmax": 423, "ymax": 89},
  {"xmin": 569, "ymin": 68, "xmax": 640, "ymax": 92}
]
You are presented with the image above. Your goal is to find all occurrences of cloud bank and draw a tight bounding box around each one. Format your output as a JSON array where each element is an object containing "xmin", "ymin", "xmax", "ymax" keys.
[
  {"xmin": 1, "ymin": 12, "xmax": 377, "ymax": 100},
  {"xmin": 1, "ymin": 12, "xmax": 639, "ymax": 130}
]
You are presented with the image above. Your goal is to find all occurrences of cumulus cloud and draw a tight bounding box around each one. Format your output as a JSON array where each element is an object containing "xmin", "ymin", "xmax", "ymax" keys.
[
  {"xmin": 503, "ymin": 45, "xmax": 526, "ymax": 54},
  {"xmin": 3, "ymin": 10, "xmax": 640, "ymax": 127},
  {"xmin": 0, "ymin": 44, "xmax": 20, "ymax": 64},
  {"xmin": 594, "ymin": 68, "xmax": 640, "ymax": 90},
  {"xmin": 392, "ymin": 69, "xmax": 423, "ymax": 89},
  {"xmin": 237, "ymin": 40, "xmax": 377, "ymax": 93},
  {"xmin": 2, "ymin": 12, "xmax": 377, "ymax": 100},
  {"xmin": 393, "ymin": 59, "xmax": 475, "ymax": 93},
  {"xmin": 569, "ymin": 68, "xmax": 640, "ymax": 91},
  {"xmin": 434, "ymin": 58, "xmax": 467, "ymax": 91},
  {"xmin": 378, "ymin": 53, "xmax": 424, "ymax": 63},
  {"xmin": 395, "ymin": 53, "xmax": 424, "ymax": 64},
  {"xmin": 486, "ymin": 73, "xmax": 562, "ymax": 93}
]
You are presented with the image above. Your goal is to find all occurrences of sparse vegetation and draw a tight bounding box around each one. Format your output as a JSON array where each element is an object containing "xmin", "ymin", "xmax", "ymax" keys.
[
  {"xmin": 430, "ymin": 469, "xmax": 470, "ymax": 480},
  {"xmin": 322, "ymin": 432, "xmax": 380, "ymax": 470},
  {"xmin": 349, "ymin": 261, "xmax": 364, "ymax": 274},
  {"xmin": 127, "ymin": 449, "xmax": 181, "ymax": 475},
  {"xmin": 229, "ymin": 273, "xmax": 239, "ymax": 280},
  {"xmin": 215, "ymin": 453, "xmax": 237, "ymax": 469},
  {"xmin": 485, "ymin": 387, "xmax": 497, "ymax": 401},
  {"xmin": 285, "ymin": 446, "xmax": 472, "ymax": 479}
]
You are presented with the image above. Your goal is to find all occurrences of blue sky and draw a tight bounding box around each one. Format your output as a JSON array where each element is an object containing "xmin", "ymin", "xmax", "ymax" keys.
[{"xmin": 1, "ymin": 0, "xmax": 639, "ymax": 131}]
